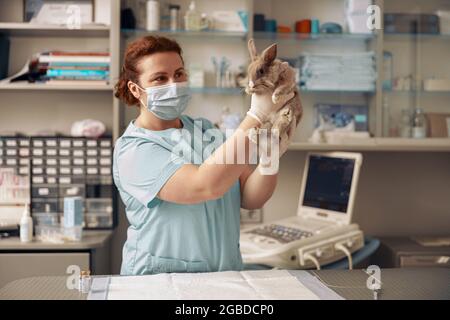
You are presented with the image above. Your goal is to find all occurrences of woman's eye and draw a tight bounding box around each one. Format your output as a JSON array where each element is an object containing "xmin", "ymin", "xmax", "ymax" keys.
[
  {"xmin": 154, "ymin": 76, "xmax": 166, "ymax": 82},
  {"xmin": 175, "ymin": 72, "xmax": 186, "ymax": 78}
]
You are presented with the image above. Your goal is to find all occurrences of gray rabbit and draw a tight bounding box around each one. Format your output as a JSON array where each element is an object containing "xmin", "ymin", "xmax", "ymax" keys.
[{"xmin": 245, "ymin": 39, "xmax": 302, "ymax": 150}]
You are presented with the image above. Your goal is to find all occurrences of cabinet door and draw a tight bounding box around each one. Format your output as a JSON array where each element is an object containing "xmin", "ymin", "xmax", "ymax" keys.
[{"xmin": 0, "ymin": 252, "xmax": 89, "ymax": 289}]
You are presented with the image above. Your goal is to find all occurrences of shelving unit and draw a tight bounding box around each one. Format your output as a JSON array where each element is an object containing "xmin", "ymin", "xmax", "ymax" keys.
[
  {"xmin": 116, "ymin": 0, "xmax": 450, "ymax": 152},
  {"xmin": 0, "ymin": 22, "xmax": 110, "ymax": 37}
]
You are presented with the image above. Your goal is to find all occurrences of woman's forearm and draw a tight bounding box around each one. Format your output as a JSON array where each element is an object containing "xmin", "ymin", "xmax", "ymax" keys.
[
  {"xmin": 196, "ymin": 115, "xmax": 260, "ymax": 197},
  {"xmin": 241, "ymin": 166, "xmax": 278, "ymax": 209}
]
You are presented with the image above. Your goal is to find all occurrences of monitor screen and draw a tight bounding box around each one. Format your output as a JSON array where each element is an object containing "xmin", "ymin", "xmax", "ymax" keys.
[{"xmin": 302, "ymin": 155, "xmax": 355, "ymax": 213}]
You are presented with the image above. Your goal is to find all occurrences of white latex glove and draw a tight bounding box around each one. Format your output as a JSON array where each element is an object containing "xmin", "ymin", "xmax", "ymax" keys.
[{"xmin": 247, "ymin": 92, "xmax": 294, "ymax": 124}]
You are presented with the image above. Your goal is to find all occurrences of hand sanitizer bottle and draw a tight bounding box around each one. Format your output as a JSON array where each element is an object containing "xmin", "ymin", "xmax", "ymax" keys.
[
  {"xmin": 20, "ymin": 205, "xmax": 33, "ymax": 243},
  {"xmin": 184, "ymin": 1, "xmax": 201, "ymax": 31}
]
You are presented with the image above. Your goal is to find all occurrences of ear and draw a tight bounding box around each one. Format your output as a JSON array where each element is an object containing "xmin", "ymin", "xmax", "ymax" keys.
[
  {"xmin": 128, "ymin": 80, "xmax": 141, "ymax": 99},
  {"xmin": 248, "ymin": 38, "xmax": 257, "ymax": 61},
  {"xmin": 262, "ymin": 43, "xmax": 277, "ymax": 64}
]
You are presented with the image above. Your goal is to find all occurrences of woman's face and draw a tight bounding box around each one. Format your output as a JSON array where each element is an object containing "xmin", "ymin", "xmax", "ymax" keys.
[
  {"xmin": 138, "ymin": 51, "xmax": 187, "ymax": 87},
  {"xmin": 128, "ymin": 51, "xmax": 188, "ymax": 107}
]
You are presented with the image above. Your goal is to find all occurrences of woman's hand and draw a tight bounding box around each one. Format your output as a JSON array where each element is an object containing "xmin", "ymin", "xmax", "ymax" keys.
[{"xmin": 247, "ymin": 92, "xmax": 294, "ymax": 124}]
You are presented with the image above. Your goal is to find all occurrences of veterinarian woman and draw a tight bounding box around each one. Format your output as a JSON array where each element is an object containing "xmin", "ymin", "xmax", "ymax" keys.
[{"xmin": 113, "ymin": 36, "xmax": 298, "ymax": 275}]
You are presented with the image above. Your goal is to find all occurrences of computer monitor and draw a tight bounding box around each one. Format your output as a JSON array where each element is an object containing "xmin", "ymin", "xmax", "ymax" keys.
[{"xmin": 297, "ymin": 152, "xmax": 363, "ymax": 224}]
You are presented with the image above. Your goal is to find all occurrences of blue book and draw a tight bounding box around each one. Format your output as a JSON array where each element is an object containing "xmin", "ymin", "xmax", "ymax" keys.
[{"xmin": 47, "ymin": 69, "xmax": 110, "ymax": 78}]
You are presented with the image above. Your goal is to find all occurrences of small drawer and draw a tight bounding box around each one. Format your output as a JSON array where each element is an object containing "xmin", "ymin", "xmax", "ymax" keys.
[
  {"xmin": 59, "ymin": 184, "xmax": 85, "ymax": 197},
  {"xmin": 59, "ymin": 167, "xmax": 71, "ymax": 175},
  {"xmin": 31, "ymin": 198, "xmax": 59, "ymax": 213},
  {"xmin": 86, "ymin": 158, "xmax": 98, "ymax": 166},
  {"xmin": 32, "ymin": 158, "xmax": 44, "ymax": 166},
  {"xmin": 100, "ymin": 148, "xmax": 112, "ymax": 156},
  {"xmin": 46, "ymin": 148, "xmax": 58, "ymax": 157},
  {"xmin": 0, "ymin": 149, "xmax": 3, "ymax": 156},
  {"xmin": 19, "ymin": 158, "xmax": 29, "ymax": 166},
  {"xmin": 86, "ymin": 149, "xmax": 98, "ymax": 156},
  {"xmin": 46, "ymin": 158, "xmax": 58, "ymax": 166},
  {"xmin": 18, "ymin": 166, "xmax": 29, "ymax": 175},
  {"xmin": 19, "ymin": 139, "xmax": 30, "ymax": 147},
  {"xmin": 32, "ymin": 176, "xmax": 45, "ymax": 184},
  {"xmin": 32, "ymin": 148, "xmax": 44, "ymax": 156},
  {"xmin": 45, "ymin": 139, "xmax": 58, "ymax": 147},
  {"xmin": 33, "ymin": 212, "xmax": 59, "ymax": 226},
  {"xmin": 86, "ymin": 167, "xmax": 98, "ymax": 175},
  {"xmin": 59, "ymin": 149, "xmax": 71, "ymax": 157},
  {"xmin": 32, "ymin": 167, "xmax": 44, "ymax": 175},
  {"xmin": 5, "ymin": 139, "xmax": 17, "ymax": 147},
  {"xmin": 46, "ymin": 167, "xmax": 58, "ymax": 175},
  {"xmin": 99, "ymin": 140, "xmax": 112, "ymax": 148},
  {"xmin": 32, "ymin": 185, "xmax": 58, "ymax": 198},
  {"xmin": 86, "ymin": 198, "xmax": 113, "ymax": 213},
  {"xmin": 85, "ymin": 212, "xmax": 112, "ymax": 228},
  {"xmin": 99, "ymin": 167, "xmax": 111, "ymax": 175},
  {"xmin": 32, "ymin": 139, "xmax": 44, "ymax": 147},
  {"xmin": 99, "ymin": 157, "xmax": 111, "ymax": 166},
  {"xmin": 72, "ymin": 166, "xmax": 85, "ymax": 176},
  {"xmin": 86, "ymin": 140, "xmax": 98, "ymax": 148},
  {"xmin": 0, "ymin": 140, "xmax": 3, "ymax": 147},
  {"xmin": 5, "ymin": 158, "xmax": 18, "ymax": 166},
  {"xmin": 59, "ymin": 139, "xmax": 71, "ymax": 148},
  {"xmin": 73, "ymin": 158, "xmax": 85, "ymax": 166},
  {"xmin": 59, "ymin": 175, "xmax": 85, "ymax": 185},
  {"xmin": 72, "ymin": 139, "xmax": 85, "ymax": 148},
  {"xmin": 72, "ymin": 149, "xmax": 85, "ymax": 157},
  {"xmin": 6, "ymin": 148, "xmax": 17, "ymax": 156},
  {"xmin": 47, "ymin": 176, "xmax": 57, "ymax": 184},
  {"xmin": 59, "ymin": 158, "xmax": 71, "ymax": 166},
  {"xmin": 19, "ymin": 148, "xmax": 30, "ymax": 157}
]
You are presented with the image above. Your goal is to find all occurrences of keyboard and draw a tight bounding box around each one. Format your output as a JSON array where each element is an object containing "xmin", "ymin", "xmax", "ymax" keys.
[{"xmin": 249, "ymin": 224, "xmax": 314, "ymax": 243}]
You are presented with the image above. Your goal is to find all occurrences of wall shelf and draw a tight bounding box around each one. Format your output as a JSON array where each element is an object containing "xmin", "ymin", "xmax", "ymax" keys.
[
  {"xmin": 121, "ymin": 29, "xmax": 247, "ymax": 40},
  {"xmin": 0, "ymin": 82, "xmax": 114, "ymax": 91},
  {"xmin": 289, "ymin": 138, "xmax": 450, "ymax": 152},
  {"xmin": 253, "ymin": 31, "xmax": 376, "ymax": 42},
  {"xmin": 0, "ymin": 22, "xmax": 110, "ymax": 37}
]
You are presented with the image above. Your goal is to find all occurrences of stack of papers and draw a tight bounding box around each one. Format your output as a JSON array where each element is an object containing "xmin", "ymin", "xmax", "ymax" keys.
[{"xmin": 300, "ymin": 52, "xmax": 376, "ymax": 92}]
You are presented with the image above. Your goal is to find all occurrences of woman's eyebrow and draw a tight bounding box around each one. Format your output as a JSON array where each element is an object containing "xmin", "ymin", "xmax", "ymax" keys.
[
  {"xmin": 149, "ymin": 71, "xmax": 168, "ymax": 78},
  {"xmin": 174, "ymin": 67, "xmax": 185, "ymax": 73}
]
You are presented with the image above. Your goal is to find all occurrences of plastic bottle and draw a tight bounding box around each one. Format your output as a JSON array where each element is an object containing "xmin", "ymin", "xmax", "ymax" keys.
[
  {"xmin": 169, "ymin": 4, "xmax": 180, "ymax": 31},
  {"xmin": 184, "ymin": 1, "xmax": 201, "ymax": 31},
  {"xmin": 146, "ymin": 0, "xmax": 160, "ymax": 31},
  {"xmin": 412, "ymin": 108, "xmax": 427, "ymax": 139},
  {"xmin": 399, "ymin": 109, "xmax": 412, "ymax": 138},
  {"xmin": 20, "ymin": 205, "xmax": 33, "ymax": 243}
]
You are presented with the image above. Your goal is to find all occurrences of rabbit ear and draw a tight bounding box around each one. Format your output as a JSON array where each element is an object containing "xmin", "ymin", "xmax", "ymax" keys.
[
  {"xmin": 248, "ymin": 39, "xmax": 257, "ymax": 61},
  {"xmin": 262, "ymin": 43, "xmax": 277, "ymax": 64}
]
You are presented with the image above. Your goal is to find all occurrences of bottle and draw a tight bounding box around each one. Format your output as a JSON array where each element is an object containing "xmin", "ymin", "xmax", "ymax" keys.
[
  {"xmin": 412, "ymin": 107, "xmax": 427, "ymax": 139},
  {"xmin": 169, "ymin": 4, "xmax": 180, "ymax": 31},
  {"xmin": 184, "ymin": 1, "xmax": 201, "ymax": 31},
  {"xmin": 399, "ymin": 108, "xmax": 412, "ymax": 138},
  {"xmin": 20, "ymin": 205, "xmax": 33, "ymax": 243},
  {"xmin": 146, "ymin": 0, "xmax": 160, "ymax": 31}
]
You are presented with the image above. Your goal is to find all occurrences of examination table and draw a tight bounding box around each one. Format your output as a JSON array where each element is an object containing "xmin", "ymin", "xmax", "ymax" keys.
[{"xmin": 0, "ymin": 268, "xmax": 449, "ymax": 300}]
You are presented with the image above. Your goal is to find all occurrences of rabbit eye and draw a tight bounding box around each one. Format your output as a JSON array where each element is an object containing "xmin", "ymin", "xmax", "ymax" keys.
[{"xmin": 257, "ymin": 68, "xmax": 264, "ymax": 76}]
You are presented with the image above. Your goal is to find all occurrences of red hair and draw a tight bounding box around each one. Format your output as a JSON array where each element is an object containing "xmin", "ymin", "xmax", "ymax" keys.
[{"xmin": 114, "ymin": 36, "xmax": 183, "ymax": 106}]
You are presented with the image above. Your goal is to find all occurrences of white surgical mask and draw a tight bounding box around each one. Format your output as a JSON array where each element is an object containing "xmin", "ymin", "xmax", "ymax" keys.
[{"xmin": 135, "ymin": 81, "xmax": 191, "ymax": 120}]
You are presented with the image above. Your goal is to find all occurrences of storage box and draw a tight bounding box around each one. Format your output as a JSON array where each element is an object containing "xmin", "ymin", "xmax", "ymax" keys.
[
  {"xmin": 314, "ymin": 104, "xmax": 369, "ymax": 131},
  {"xmin": 426, "ymin": 113, "xmax": 450, "ymax": 137},
  {"xmin": 63, "ymin": 197, "xmax": 84, "ymax": 228}
]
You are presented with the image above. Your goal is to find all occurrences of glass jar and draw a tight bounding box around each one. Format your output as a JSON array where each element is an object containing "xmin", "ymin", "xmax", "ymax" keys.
[{"xmin": 412, "ymin": 108, "xmax": 427, "ymax": 139}]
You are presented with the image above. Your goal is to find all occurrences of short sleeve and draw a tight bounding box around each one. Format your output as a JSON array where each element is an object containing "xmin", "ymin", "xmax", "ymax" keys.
[{"xmin": 117, "ymin": 141, "xmax": 184, "ymax": 208}]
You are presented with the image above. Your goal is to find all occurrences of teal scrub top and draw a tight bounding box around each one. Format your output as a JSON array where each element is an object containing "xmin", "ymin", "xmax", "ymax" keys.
[{"xmin": 113, "ymin": 115, "xmax": 243, "ymax": 275}]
